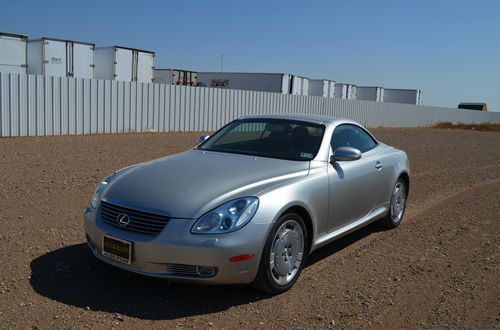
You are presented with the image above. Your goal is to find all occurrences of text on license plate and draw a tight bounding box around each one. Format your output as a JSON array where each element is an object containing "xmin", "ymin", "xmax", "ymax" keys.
[{"xmin": 102, "ymin": 235, "xmax": 132, "ymax": 264}]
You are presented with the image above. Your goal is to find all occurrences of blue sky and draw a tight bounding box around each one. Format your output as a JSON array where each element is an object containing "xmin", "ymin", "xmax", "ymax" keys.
[{"xmin": 1, "ymin": 0, "xmax": 499, "ymax": 111}]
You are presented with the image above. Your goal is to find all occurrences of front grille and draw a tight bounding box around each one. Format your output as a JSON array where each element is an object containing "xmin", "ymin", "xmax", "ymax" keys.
[
  {"xmin": 166, "ymin": 264, "xmax": 219, "ymax": 278},
  {"xmin": 100, "ymin": 201, "xmax": 170, "ymax": 235}
]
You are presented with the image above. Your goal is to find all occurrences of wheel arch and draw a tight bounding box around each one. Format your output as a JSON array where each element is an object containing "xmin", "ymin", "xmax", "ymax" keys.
[
  {"xmin": 279, "ymin": 205, "xmax": 314, "ymax": 256},
  {"xmin": 398, "ymin": 171, "xmax": 410, "ymax": 197}
]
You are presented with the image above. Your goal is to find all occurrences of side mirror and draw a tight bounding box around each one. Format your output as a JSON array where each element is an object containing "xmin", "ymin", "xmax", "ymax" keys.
[
  {"xmin": 198, "ymin": 135, "xmax": 209, "ymax": 144},
  {"xmin": 330, "ymin": 146, "xmax": 362, "ymax": 163}
]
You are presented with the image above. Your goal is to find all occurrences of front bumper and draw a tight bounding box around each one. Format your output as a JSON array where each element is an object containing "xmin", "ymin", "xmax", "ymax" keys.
[{"xmin": 83, "ymin": 205, "xmax": 270, "ymax": 285}]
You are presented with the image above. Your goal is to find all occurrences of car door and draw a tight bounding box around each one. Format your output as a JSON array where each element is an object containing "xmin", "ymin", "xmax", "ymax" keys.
[{"xmin": 327, "ymin": 124, "xmax": 384, "ymax": 232}]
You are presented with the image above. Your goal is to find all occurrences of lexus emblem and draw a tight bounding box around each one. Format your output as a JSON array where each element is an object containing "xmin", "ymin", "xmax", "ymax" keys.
[{"xmin": 117, "ymin": 213, "xmax": 131, "ymax": 227}]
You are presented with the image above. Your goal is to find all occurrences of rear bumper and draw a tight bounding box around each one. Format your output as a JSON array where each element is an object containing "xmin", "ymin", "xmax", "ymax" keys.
[{"xmin": 83, "ymin": 205, "xmax": 270, "ymax": 285}]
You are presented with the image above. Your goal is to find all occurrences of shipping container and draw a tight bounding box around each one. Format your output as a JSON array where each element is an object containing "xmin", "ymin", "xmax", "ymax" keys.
[
  {"xmin": 309, "ymin": 79, "xmax": 336, "ymax": 97},
  {"xmin": 197, "ymin": 72, "xmax": 310, "ymax": 95},
  {"xmin": 154, "ymin": 68, "xmax": 198, "ymax": 86},
  {"xmin": 357, "ymin": 86, "xmax": 384, "ymax": 102},
  {"xmin": 95, "ymin": 46, "xmax": 154, "ymax": 82},
  {"xmin": 27, "ymin": 37, "xmax": 95, "ymax": 78},
  {"xmin": 383, "ymin": 88, "xmax": 422, "ymax": 105},
  {"xmin": 0, "ymin": 32, "xmax": 28, "ymax": 74},
  {"xmin": 334, "ymin": 83, "xmax": 357, "ymax": 99}
]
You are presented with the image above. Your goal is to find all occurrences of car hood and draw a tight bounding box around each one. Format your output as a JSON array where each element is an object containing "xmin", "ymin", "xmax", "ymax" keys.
[{"xmin": 102, "ymin": 150, "xmax": 310, "ymax": 219}]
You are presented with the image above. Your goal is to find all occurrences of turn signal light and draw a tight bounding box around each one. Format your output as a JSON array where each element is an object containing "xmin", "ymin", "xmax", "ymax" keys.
[{"xmin": 229, "ymin": 254, "xmax": 255, "ymax": 262}]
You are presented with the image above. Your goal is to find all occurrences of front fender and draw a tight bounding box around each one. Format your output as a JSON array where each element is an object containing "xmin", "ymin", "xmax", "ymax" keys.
[{"xmin": 254, "ymin": 164, "xmax": 329, "ymax": 242}]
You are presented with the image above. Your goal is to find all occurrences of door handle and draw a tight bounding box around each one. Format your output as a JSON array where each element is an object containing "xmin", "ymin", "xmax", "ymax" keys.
[{"xmin": 375, "ymin": 161, "xmax": 383, "ymax": 169}]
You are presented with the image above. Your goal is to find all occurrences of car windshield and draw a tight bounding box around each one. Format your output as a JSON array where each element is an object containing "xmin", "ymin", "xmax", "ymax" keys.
[{"xmin": 197, "ymin": 118, "xmax": 325, "ymax": 161}]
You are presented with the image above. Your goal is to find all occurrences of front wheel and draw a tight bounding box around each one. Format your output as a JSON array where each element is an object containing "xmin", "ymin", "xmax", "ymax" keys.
[
  {"xmin": 252, "ymin": 212, "xmax": 307, "ymax": 294},
  {"xmin": 381, "ymin": 178, "xmax": 407, "ymax": 228}
]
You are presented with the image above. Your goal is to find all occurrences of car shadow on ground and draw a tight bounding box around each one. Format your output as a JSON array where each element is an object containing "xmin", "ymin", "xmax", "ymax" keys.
[
  {"xmin": 30, "ymin": 222, "xmax": 387, "ymax": 320},
  {"xmin": 306, "ymin": 222, "xmax": 388, "ymax": 267}
]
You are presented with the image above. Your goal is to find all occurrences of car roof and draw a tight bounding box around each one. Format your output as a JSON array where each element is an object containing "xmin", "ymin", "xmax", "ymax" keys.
[{"xmin": 240, "ymin": 114, "xmax": 357, "ymax": 126}]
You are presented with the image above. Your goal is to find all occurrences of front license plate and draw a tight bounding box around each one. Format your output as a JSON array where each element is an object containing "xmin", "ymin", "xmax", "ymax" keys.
[{"xmin": 102, "ymin": 235, "xmax": 132, "ymax": 265}]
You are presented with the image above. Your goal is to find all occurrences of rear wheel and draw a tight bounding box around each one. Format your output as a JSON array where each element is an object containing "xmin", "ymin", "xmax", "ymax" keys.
[
  {"xmin": 381, "ymin": 178, "xmax": 407, "ymax": 228},
  {"xmin": 253, "ymin": 212, "xmax": 307, "ymax": 294}
]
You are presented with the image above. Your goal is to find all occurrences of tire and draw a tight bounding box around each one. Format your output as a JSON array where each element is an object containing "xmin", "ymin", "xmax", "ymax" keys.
[
  {"xmin": 381, "ymin": 178, "xmax": 407, "ymax": 229},
  {"xmin": 252, "ymin": 212, "xmax": 307, "ymax": 294}
]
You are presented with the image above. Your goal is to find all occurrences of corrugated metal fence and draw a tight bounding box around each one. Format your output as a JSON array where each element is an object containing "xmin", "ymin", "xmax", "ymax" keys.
[{"xmin": 1, "ymin": 73, "xmax": 499, "ymax": 137}]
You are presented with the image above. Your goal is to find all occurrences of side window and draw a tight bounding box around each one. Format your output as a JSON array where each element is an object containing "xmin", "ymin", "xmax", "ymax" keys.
[{"xmin": 331, "ymin": 124, "xmax": 378, "ymax": 153}]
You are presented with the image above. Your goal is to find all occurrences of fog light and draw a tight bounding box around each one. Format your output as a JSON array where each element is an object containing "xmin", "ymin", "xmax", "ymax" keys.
[{"xmin": 196, "ymin": 265, "xmax": 216, "ymax": 277}]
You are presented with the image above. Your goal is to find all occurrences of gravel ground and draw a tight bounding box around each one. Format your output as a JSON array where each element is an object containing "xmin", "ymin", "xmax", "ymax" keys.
[{"xmin": 0, "ymin": 128, "xmax": 499, "ymax": 329}]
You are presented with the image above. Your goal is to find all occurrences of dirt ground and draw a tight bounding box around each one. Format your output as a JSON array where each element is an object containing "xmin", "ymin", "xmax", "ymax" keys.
[{"xmin": 0, "ymin": 127, "xmax": 499, "ymax": 329}]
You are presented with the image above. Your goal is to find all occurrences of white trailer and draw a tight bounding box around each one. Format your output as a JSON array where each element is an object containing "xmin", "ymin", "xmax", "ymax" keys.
[
  {"xmin": 95, "ymin": 46, "xmax": 154, "ymax": 82},
  {"xmin": 309, "ymin": 79, "xmax": 336, "ymax": 97},
  {"xmin": 301, "ymin": 77, "xmax": 309, "ymax": 96},
  {"xmin": 327, "ymin": 81, "xmax": 336, "ymax": 98},
  {"xmin": 290, "ymin": 75, "xmax": 302, "ymax": 95},
  {"xmin": 350, "ymin": 85, "xmax": 357, "ymax": 100},
  {"xmin": 357, "ymin": 86, "xmax": 384, "ymax": 102},
  {"xmin": 27, "ymin": 37, "xmax": 95, "ymax": 78},
  {"xmin": 197, "ymin": 72, "xmax": 289, "ymax": 93},
  {"xmin": 197, "ymin": 72, "xmax": 309, "ymax": 95},
  {"xmin": 290, "ymin": 75, "xmax": 309, "ymax": 95},
  {"xmin": 335, "ymin": 83, "xmax": 346, "ymax": 99},
  {"xmin": 334, "ymin": 83, "xmax": 357, "ymax": 100},
  {"xmin": 154, "ymin": 68, "xmax": 198, "ymax": 85},
  {"xmin": 0, "ymin": 32, "xmax": 28, "ymax": 74},
  {"xmin": 383, "ymin": 88, "xmax": 422, "ymax": 105}
]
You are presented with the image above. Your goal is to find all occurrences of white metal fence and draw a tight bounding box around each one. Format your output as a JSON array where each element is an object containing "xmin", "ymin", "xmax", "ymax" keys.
[{"xmin": 1, "ymin": 73, "xmax": 499, "ymax": 137}]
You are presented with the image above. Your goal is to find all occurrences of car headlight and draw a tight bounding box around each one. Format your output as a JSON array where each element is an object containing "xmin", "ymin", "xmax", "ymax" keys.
[
  {"xmin": 191, "ymin": 197, "xmax": 259, "ymax": 234},
  {"xmin": 90, "ymin": 173, "xmax": 116, "ymax": 209}
]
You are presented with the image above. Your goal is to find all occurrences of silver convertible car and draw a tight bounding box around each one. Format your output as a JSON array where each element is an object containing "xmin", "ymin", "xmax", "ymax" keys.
[{"xmin": 84, "ymin": 115, "xmax": 409, "ymax": 293}]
